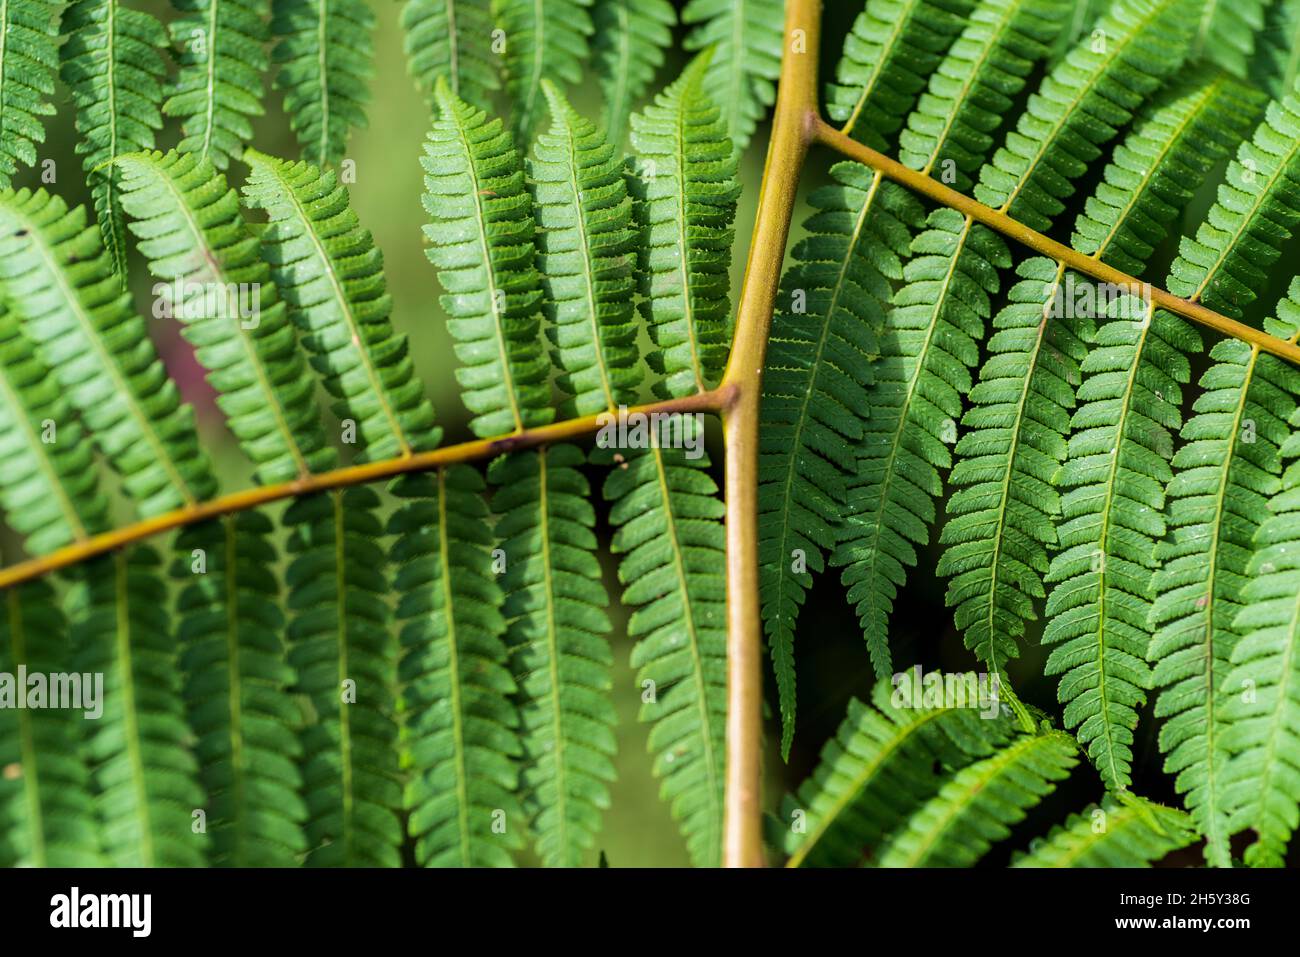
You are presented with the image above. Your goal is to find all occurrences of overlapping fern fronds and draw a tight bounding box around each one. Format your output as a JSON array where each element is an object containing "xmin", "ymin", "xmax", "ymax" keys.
[
  {"xmin": 60, "ymin": 0, "xmax": 171, "ymax": 275},
  {"xmin": 400, "ymin": 0, "xmax": 498, "ymax": 111},
  {"xmin": 834, "ymin": 0, "xmax": 1193, "ymax": 687},
  {"xmin": 271, "ymin": 0, "xmax": 374, "ymax": 169},
  {"xmin": 164, "ymin": 0, "xmax": 270, "ymax": 169},
  {"xmin": 1048, "ymin": 85, "xmax": 1300, "ymax": 793},
  {"xmin": 940, "ymin": 74, "xmax": 1257, "ymax": 686},
  {"xmin": 681, "ymin": 0, "xmax": 783, "ymax": 150},
  {"xmin": 630, "ymin": 52, "xmax": 739, "ymax": 400},
  {"xmin": 0, "ymin": 0, "xmax": 60, "ymax": 190}
]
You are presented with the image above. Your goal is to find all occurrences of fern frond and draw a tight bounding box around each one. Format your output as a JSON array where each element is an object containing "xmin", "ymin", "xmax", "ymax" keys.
[
  {"xmin": 1045, "ymin": 294, "xmax": 1197, "ymax": 792},
  {"xmin": 0, "ymin": 0, "xmax": 60, "ymax": 188},
  {"xmin": 1217, "ymin": 396, "xmax": 1300, "ymax": 866},
  {"xmin": 1072, "ymin": 73, "xmax": 1265, "ymax": 275},
  {"xmin": 271, "ymin": 0, "xmax": 373, "ymax": 168},
  {"xmin": 1012, "ymin": 793, "xmax": 1196, "ymax": 866},
  {"xmin": 174, "ymin": 513, "xmax": 307, "ymax": 866},
  {"xmin": 1049, "ymin": 90, "xmax": 1300, "ymax": 793},
  {"xmin": 896, "ymin": 0, "xmax": 1066, "ymax": 192},
  {"xmin": 937, "ymin": 258, "xmax": 1088, "ymax": 677},
  {"xmin": 112, "ymin": 149, "xmax": 336, "ymax": 484},
  {"xmin": 285, "ymin": 488, "xmax": 403, "ymax": 867},
  {"xmin": 400, "ymin": 0, "xmax": 498, "ymax": 111},
  {"xmin": 60, "ymin": 0, "xmax": 169, "ymax": 274},
  {"xmin": 422, "ymin": 83, "xmax": 553, "ymax": 437},
  {"xmin": 1191, "ymin": 0, "xmax": 1267, "ymax": 78},
  {"xmin": 680, "ymin": 0, "xmax": 783, "ymax": 150},
  {"xmin": 497, "ymin": 0, "xmax": 593, "ymax": 141},
  {"xmin": 603, "ymin": 445, "xmax": 726, "ymax": 867},
  {"xmin": 164, "ymin": 0, "xmax": 270, "ymax": 170},
  {"xmin": 782, "ymin": 678, "xmax": 1017, "ymax": 868},
  {"xmin": 836, "ymin": 0, "xmax": 1185, "ymax": 679},
  {"xmin": 759, "ymin": 164, "xmax": 922, "ymax": 754},
  {"xmin": 827, "ymin": 0, "xmax": 974, "ymax": 149},
  {"xmin": 760, "ymin": 0, "xmax": 1062, "ymax": 753},
  {"xmin": 489, "ymin": 445, "xmax": 616, "ymax": 867},
  {"xmin": 241, "ymin": 148, "xmax": 442, "ymax": 461},
  {"xmin": 1150, "ymin": 332, "xmax": 1300, "ymax": 864},
  {"xmin": 874, "ymin": 730, "xmax": 1078, "ymax": 867},
  {"xmin": 630, "ymin": 55, "xmax": 739, "ymax": 400},
  {"xmin": 0, "ymin": 306, "xmax": 110, "ymax": 554},
  {"xmin": 832, "ymin": 211, "xmax": 1009, "ymax": 675},
  {"xmin": 0, "ymin": 581, "xmax": 104, "ymax": 867},
  {"xmin": 530, "ymin": 84, "xmax": 640, "ymax": 418},
  {"xmin": 1252, "ymin": 0, "xmax": 1300, "ymax": 97},
  {"xmin": 1166, "ymin": 93, "xmax": 1300, "ymax": 319},
  {"xmin": 940, "ymin": 74, "xmax": 1255, "ymax": 681},
  {"xmin": 390, "ymin": 467, "xmax": 524, "ymax": 867},
  {"xmin": 972, "ymin": 0, "xmax": 1198, "ymax": 231},
  {"xmin": 591, "ymin": 0, "xmax": 675, "ymax": 147},
  {"xmin": 0, "ymin": 188, "xmax": 216, "ymax": 513},
  {"xmin": 69, "ymin": 550, "xmax": 209, "ymax": 866}
]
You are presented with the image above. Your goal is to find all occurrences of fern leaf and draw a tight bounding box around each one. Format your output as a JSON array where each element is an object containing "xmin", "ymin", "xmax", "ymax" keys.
[
  {"xmin": 1217, "ymin": 402, "xmax": 1300, "ymax": 866},
  {"xmin": 630, "ymin": 55, "xmax": 739, "ymax": 400},
  {"xmin": 896, "ymin": 0, "xmax": 1066, "ymax": 192},
  {"xmin": 938, "ymin": 258, "xmax": 1089, "ymax": 677},
  {"xmin": 285, "ymin": 488, "xmax": 403, "ymax": 867},
  {"xmin": 400, "ymin": 0, "xmax": 498, "ymax": 111},
  {"xmin": 782, "ymin": 678, "xmax": 1017, "ymax": 867},
  {"xmin": 759, "ymin": 164, "xmax": 921, "ymax": 755},
  {"xmin": 832, "ymin": 211, "xmax": 1009, "ymax": 675},
  {"xmin": 680, "ymin": 0, "xmax": 783, "ymax": 149},
  {"xmin": 69, "ymin": 550, "xmax": 209, "ymax": 866},
  {"xmin": 530, "ymin": 84, "xmax": 640, "ymax": 417},
  {"xmin": 489, "ymin": 445, "xmax": 616, "ymax": 867},
  {"xmin": 422, "ymin": 83, "xmax": 553, "ymax": 437},
  {"xmin": 164, "ymin": 0, "xmax": 269, "ymax": 170},
  {"xmin": 760, "ymin": 0, "xmax": 1060, "ymax": 753},
  {"xmin": 1252, "ymin": 0, "xmax": 1300, "ymax": 97},
  {"xmin": 973, "ymin": 0, "xmax": 1198, "ymax": 231},
  {"xmin": 60, "ymin": 0, "xmax": 170, "ymax": 275},
  {"xmin": 390, "ymin": 467, "xmax": 524, "ymax": 867},
  {"xmin": 0, "ymin": 187, "xmax": 217, "ymax": 512},
  {"xmin": 174, "ymin": 513, "xmax": 307, "ymax": 865},
  {"xmin": 497, "ymin": 0, "xmax": 593, "ymax": 141},
  {"xmin": 603, "ymin": 445, "xmax": 726, "ymax": 867},
  {"xmin": 874, "ymin": 730, "xmax": 1078, "ymax": 867},
  {"xmin": 941, "ymin": 75, "xmax": 1256, "ymax": 681},
  {"xmin": 1191, "ymin": 0, "xmax": 1267, "ymax": 78},
  {"xmin": 1049, "ymin": 89, "xmax": 1300, "ymax": 793},
  {"xmin": 0, "ymin": 306, "xmax": 110, "ymax": 554},
  {"xmin": 241, "ymin": 148, "xmax": 442, "ymax": 460},
  {"xmin": 0, "ymin": 0, "xmax": 60, "ymax": 188},
  {"xmin": 591, "ymin": 0, "xmax": 675, "ymax": 147},
  {"xmin": 836, "ymin": 0, "xmax": 1185, "ymax": 678},
  {"xmin": 1012, "ymin": 793, "xmax": 1196, "ymax": 866},
  {"xmin": 1072, "ymin": 74, "xmax": 1265, "ymax": 275},
  {"xmin": 0, "ymin": 581, "xmax": 104, "ymax": 867},
  {"xmin": 271, "ymin": 0, "xmax": 373, "ymax": 168},
  {"xmin": 1150, "ymin": 329, "xmax": 1300, "ymax": 864},
  {"xmin": 1045, "ymin": 293, "xmax": 1197, "ymax": 792},
  {"xmin": 112, "ymin": 149, "xmax": 336, "ymax": 483},
  {"xmin": 827, "ymin": 0, "xmax": 974, "ymax": 150}
]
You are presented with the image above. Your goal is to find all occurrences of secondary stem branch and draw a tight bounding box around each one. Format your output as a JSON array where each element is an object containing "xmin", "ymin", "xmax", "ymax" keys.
[
  {"xmin": 815, "ymin": 120, "xmax": 1300, "ymax": 367},
  {"xmin": 0, "ymin": 389, "xmax": 728, "ymax": 589}
]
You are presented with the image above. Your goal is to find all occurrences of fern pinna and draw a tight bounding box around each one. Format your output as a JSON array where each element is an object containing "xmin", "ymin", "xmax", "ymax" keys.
[{"xmin": 2, "ymin": 0, "xmax": 1300, "ymax": 874}]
